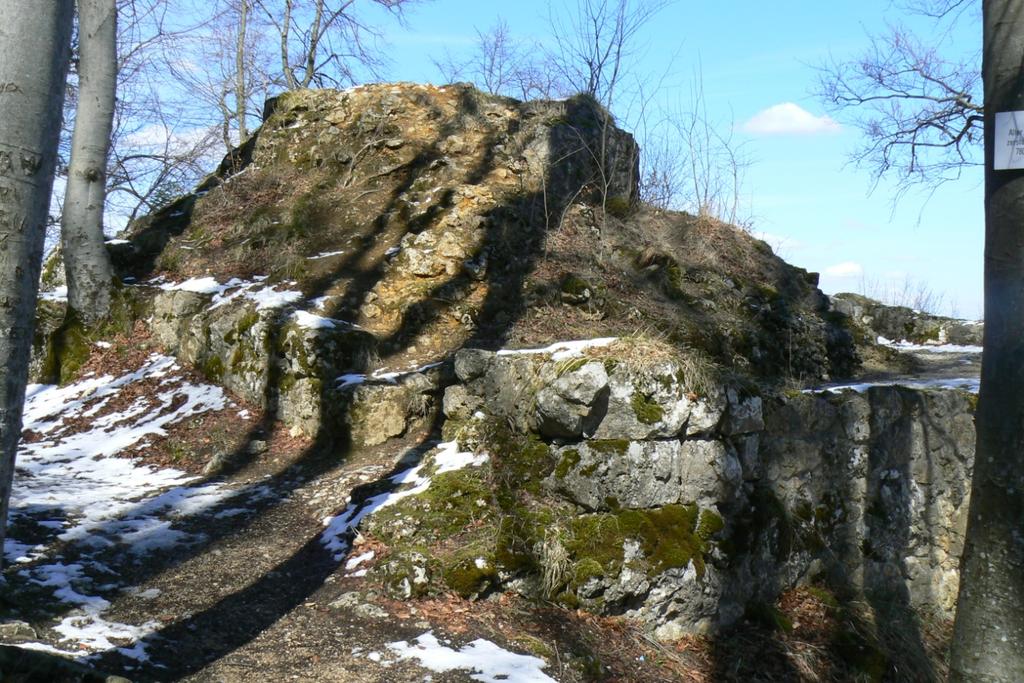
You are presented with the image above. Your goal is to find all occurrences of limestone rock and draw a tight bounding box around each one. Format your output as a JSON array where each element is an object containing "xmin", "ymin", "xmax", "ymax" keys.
[{"xmin": 534, "ymin": 361, "xmax": 608, "ymax": 439}]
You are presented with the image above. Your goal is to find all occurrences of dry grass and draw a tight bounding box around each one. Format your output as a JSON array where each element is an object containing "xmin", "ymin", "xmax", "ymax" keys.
[{"xmin": 581, "ymin": 330, "xmax": 721, "ymax": 396}]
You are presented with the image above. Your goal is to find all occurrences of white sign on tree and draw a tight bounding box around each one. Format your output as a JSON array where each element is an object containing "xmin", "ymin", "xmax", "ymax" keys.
[{"xmin": 994, "ymin": 111, "xmax": 1024, "ymax": 170}]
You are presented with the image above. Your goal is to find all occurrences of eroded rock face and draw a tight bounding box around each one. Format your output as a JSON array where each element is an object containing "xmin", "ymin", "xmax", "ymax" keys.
[
  {"xmin": 151, "ymin": 288, "xmax": 381, "ymax": 437},
  {"xmin": 757, "ymin": 387, "xmax": 974, "ymax": 616},
  {"xmin": 409, "ymin": 348, "xmax": 976, "ymax": 640},
  {"xmin": 831, "ymin": 292, "xmax": 983, "ymax": 345}
]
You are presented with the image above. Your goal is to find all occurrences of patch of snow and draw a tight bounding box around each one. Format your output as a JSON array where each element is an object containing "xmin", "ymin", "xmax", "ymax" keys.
[
  {"xmin": 337, "ymin": 374, "xmax": 367, "ymax": 389},
  {"xmin": 336, "ymin": 361, "xmax": 443, "ymax": 390},
  {"xmin": 809, "ymin": 377, "xmax": 980, "ymax": 394},
  {"xmin": 320, "ymin": 441, "xmax": 488, "ymax": 559},
  {"xmin": 345, "ymin": 551, "xmax": 375, "ymax": 571},
  {"xmin": 158, "ymin": 276, "xmax": 226, "ymax": 295},
  {"xmin": 10, "ymin": 353, "xmax": 270, "ymax": 661},
  {"xmin": 104, "ymin": 239, "xmax": 131, "ymax": 245},
  {"xmin": 310, "ymin": 295, "xmax": 334, "ymax": 310},
  {"xmin": 497, "ymin": 337, "xmax": 617, "ymax": 361},
  {"xmin": 877, "ymin": 336, "xmax": 982, "ymax": 354},
  {"xmin": 291, "ymin": 310, "xmax": 359, "ymax": 330},
  {"xmin": 157, "ymin": 276, "xmax": 304, "ymax": 313},
  {"xmin": 39, "ymin": 286, "xmax": 68, "ymax": 302},
  {"xmin": 386, "ymin": 631, "xmax": 556, "ymax": 683},
  {"xmin": 245, "ymin": 286, "xmax": 304, "ymax": 310},
  {"xmin": 385, "ymin": 246, "xmax": 402, "ymax": 257},
  {"xmin": 308, "ymin": 250, "xmax": 345, "ymax": 259}
]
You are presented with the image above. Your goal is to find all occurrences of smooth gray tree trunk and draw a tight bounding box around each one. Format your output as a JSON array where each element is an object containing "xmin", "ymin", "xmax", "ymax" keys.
[
  {"xmin": 950, "ymin": 2, "xmax": 1024, "ymax": 680},
  {"xmin": 0, "ymin": 0, "xmax": 74, "ymax": 568},
  {"xmin": 61, "ymin": 0, "xmax": 116, "ymax": 326},
  {"xmin": 235, "ymin": 0, "xmax": 249, "ymax": 141}
]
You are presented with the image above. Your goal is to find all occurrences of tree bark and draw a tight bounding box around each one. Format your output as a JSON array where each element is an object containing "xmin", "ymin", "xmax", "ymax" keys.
[
  {"xmin": 950, "ymin": 1, "xmax": 1024, "ymax": 680},
  {"xmin": 0, "ymin": 0, "xmax": 74, "ymax": 568},
  {"xmin": 235, "ymin": 0, "xmax": 249, "ymax": 141},
  {"xmin": 280, "ymin": 0, "xmax": 297, "ymax": 90},
  {"xmin": 61, "ymin": 0, "xmax": 116, "ymax": 325}
]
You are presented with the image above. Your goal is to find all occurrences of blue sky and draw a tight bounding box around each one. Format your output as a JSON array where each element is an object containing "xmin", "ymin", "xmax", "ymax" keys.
[{"xmin": 371, "ymin": 0, "xmax": 985, "ymax": 318}]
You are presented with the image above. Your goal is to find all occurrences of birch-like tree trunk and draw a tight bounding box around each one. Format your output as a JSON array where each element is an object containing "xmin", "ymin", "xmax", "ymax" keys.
[
  {"xmin": 950, "ymin": 1, "xmax": 1024, "ymax": 680},
  {"xmin": 61, "ymin": 0, "xmax": 117, "ymax": 325},
  {"xmin": 0, "ymin": 0, "xmax": 74, "ymax": 567},
  {"xmin": 235, "ymin": 0, "xmax": 250, "ymax": 141}
]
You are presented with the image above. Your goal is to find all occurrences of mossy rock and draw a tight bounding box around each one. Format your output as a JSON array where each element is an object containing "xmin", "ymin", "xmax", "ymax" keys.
[
  {"xmin": 630, "ymin": 391, "xmax": 664, "ymax": 424},
  {"xmin": 563, "ymin": 503, "xmax": 714, "ymax": 591},
  {"xmin": 442, "ymin": 549, "xmax": 499, "ymax": 599},
  {"xmin": 369, "ymin": 468, "xmax": 494, "ymax": 545},
  {"xmin": 38, "ymin": 285, "xmax": 150, "ymax": 384},
  {"xmin": 559, "ymin": 273, "xmax": 593, "ymax": 304}
]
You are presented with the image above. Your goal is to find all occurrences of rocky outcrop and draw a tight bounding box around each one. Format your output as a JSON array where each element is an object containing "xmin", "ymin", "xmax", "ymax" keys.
[
  {"xmin": 832, "ymin": 292, "xmax": 982, "ymax": 345},
  {"xmin": 366, "ymin": 343, "xmax": 975, "ymax": 640}
]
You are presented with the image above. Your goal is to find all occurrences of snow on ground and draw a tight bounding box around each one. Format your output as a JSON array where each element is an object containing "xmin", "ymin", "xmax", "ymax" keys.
[
  {"xmin": 809, "ymin": 376, "xmax": 980, "ymax": 395},
  {"xmin": 320, "ymin": 440, "xmax": 488, "ymax": 559},
  {"xmin": 497, "ymin": 337, "xmax": 617, "ymax": 361},
  {"xmin": 290, "ymin": 310, "xmax": 363, "ymax": 331},
  {"xmin": 39, "ymin": 286, "xmax": 68, "ymax": 302},
  {"xmin": 382, "ymin": 631, "xmax": 556, "ymax": 683},
  {"xmin": 307, "ymin": 250, "xmax": 345, "ymax": 260},
  {"xmin": 7, "ymin": 354, "xmax": 273, "ymax": 663},
  {"xmin": 336, "ymin": 361, "xmax": 443, "ymax": 389},
  {"xmin": 155, "ymin": 276, "xmax": 303, "ymax": 311},
  {"xmin": 337, "ymin": 338, "xmax": 617, "ymax": 390},
  {"xmin": 877, "ymin": 336, "xmax": 983, "ymax": 354}
]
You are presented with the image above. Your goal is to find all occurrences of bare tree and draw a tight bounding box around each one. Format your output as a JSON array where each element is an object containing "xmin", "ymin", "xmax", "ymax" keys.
[
  {"xmin": 547, "ymin": 0, "xmax": 671, "ymax": 104},
  {"xmin": 62, "ymin": 0, "xmax": 118, "ymax": 325},
  {"xmin": 432, "ymin": 19, "xmax": 566, "ymax": 100},
  {"xmin": 816, "ymin": 3, "xmax": 982, "ymax": 194},
  {"xmin": 262, "ymin": 0, "xmax": 420, "ymax": 90},
  {"xmin": 0, "ymin": 0, "xmax": 74, "ymax": 568}
]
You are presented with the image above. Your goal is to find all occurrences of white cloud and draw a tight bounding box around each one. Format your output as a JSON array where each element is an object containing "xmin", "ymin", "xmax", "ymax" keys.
[
  {"xmin": 824, "ymin": 261, "xmax": 863, "ymax": 278},
  {"xmin": 742, "ymin": 103, "xmax": 841, "ymax": 135}
]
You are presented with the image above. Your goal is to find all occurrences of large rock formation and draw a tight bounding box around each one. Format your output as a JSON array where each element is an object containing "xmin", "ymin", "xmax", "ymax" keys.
[
  {"xmin": 27, "ymin": 83, "xmax": 972, "ymax": 651},
  {"xmin": 365, "ymin": 344, "xmax": 975, "ymax": 639}
]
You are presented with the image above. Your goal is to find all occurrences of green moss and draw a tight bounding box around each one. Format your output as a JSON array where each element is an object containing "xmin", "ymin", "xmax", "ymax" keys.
[
  {"xmin": 554, "ymin": 449, "xmax": 581, "ymax": 479},
  {"xmin": 442, "ymin": 550, "xmax": 499, "ymax": 598},
  {"xmin": 696, "ymin": 510, "xmax": 725, "ymax": 541},
  {"xmin": 565, "ymin": 503, "xmax": 712, "ymax": 583},
  {"xmin": 754, "ymin": 283, "xmax": 780, "ymax": 301},
  {"xmin": 372, "ymin": 468, "xmax": 494, "ymax": 545},
  {"xmin": 203, "ymin": 355, "xmax": 225, "ymax": 382},
  {"xmin": 43, "ymin": 286, "xmax": 149, "ymax": 384},
  {"xmin": 630, "ymin": 392, "xmax": 664, "ymax": 424},
  {"xmin": 236, "ymin": 309, "xmax": 260, "ymax": 335},
  {"xmin": 833, "ymin": 629, "xmax": 889, "ymax": 680},
  {"xmin": 483, "ymin": 418, "xmax": 555, "ymax": 497},
  {"xmin": 560, "ymin": 273, "xmax": 592, "ymax": 299},
  {"xmin": 587, "ymin": 439, "xmax": 630, "ymax": 455},
  {"xmin": 604, "ymin": 195, "xmax": 632, "ymax": 219}
]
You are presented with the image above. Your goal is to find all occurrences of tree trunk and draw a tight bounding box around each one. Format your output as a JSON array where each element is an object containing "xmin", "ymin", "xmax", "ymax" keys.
[
  {"xmin": 0, "ymin": 0, "xmax": 74, "ymax": 568},
  {"xmin": 950, "ymin": 2, "xmax": 1024, "ymax": 680},
  {"xmin": 235, "ymin": 0, "xmax": 249, "ymax": 141},
  {"xmin": 61, "ymin": 0, "xmax": 116, "ymax": 326}
]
